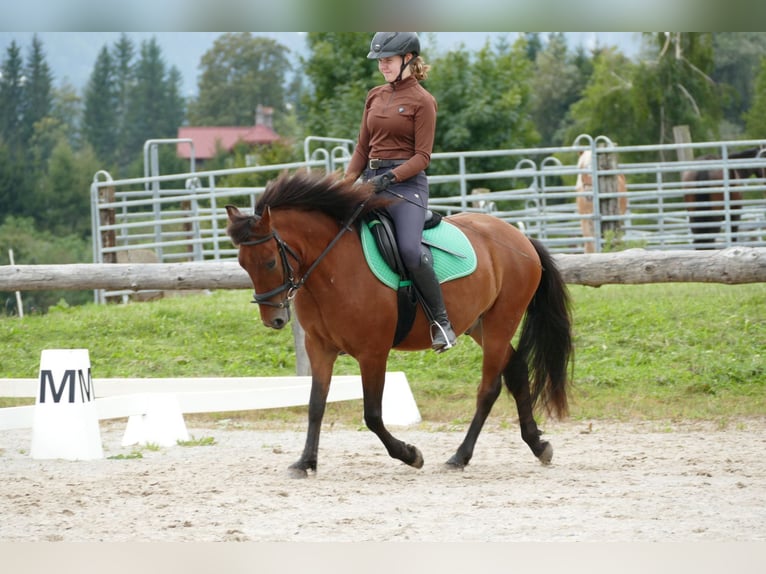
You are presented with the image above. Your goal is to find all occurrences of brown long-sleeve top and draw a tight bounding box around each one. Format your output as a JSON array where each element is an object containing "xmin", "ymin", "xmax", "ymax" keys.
[{"xmin": 345, "ymin": 75, "xmax": 437, "ymax": 184}]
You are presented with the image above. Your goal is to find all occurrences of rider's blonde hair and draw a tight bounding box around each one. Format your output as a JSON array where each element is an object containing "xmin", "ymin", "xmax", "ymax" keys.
[{"xmin": 409, "ymin": 56, "xmax": 430, "ymax": 81}]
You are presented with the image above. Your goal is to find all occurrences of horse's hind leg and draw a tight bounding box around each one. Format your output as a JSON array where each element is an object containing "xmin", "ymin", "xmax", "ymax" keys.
[{"xmin": 504, "ymin": 349, "xmax": 553, "ymax": 464}]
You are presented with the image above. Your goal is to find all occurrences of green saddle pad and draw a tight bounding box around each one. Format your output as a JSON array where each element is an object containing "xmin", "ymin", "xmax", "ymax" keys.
[{"xmin": 360, "ymin": 218, "xmax": 477, "ymax": 290}]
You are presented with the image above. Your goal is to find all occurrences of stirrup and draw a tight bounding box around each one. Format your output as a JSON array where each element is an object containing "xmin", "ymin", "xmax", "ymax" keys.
[{"xmin": 430, "ymin": 321, "xmax": 457, "ymax": 353}]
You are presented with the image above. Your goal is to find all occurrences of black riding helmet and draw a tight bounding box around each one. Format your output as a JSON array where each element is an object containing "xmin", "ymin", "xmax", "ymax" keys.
[
  {"xmin": 367, "ymin": 32, "xmax": 420, "ymax": 59},
  {"xmin": 367, "ymin": 32, "xmax": 420, "ymax": 83}
]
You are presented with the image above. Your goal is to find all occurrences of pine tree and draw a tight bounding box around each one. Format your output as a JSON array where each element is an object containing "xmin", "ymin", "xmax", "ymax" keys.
[
  {"xmin": 123, "ymin": 37, "xmax": 181, "ymax": 163},
  {"xmin": 0, "ymin": 41, "xmax": 25, "ymax": 149},
  {"xmin": 0, "ymin": 40, "xmax": 33, "ymax": 219},
  {"xmin": 164, "ymin": 65, "xmax": 186, "ymax": 135},
  {"xmin": 82, "ymin": 45, "xmax": 118, "ymax": 165},
  {"xmin": 22, "ymin": 34, "xmax": 54, "ymax": 150},
  {"xmin": 112, "ymin": 33, "xmax": 135, "ymax": 171}
]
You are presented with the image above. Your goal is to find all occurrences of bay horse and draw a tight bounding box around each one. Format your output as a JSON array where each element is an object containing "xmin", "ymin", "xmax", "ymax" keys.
[
  {"xmin": 575, "ymin": 149, "xmax": 628, "ymax": 253},
  {"xmin": 226, "ymin": 171, "xmax": 573, "ymax": 477},
  {"xmin": 682, "ymin": 146, "xmax": 765, "ymax": 248}
]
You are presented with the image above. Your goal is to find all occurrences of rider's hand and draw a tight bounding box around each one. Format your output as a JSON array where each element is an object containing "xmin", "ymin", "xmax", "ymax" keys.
[{"xmin": 369, "ymin": 172, "xmax": 396, "ymax": 193}]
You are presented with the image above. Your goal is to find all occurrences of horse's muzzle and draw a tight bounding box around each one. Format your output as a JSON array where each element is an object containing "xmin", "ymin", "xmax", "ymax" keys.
[
  {"xmin": 262, "ymin": 306, "xmax": 290, "ymax": 330},
  {"xmin": 267, "ymin": 316, "xmax": 288, "ymax": 330}
]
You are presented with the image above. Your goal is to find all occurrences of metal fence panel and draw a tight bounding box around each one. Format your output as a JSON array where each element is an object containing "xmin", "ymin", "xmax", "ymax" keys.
[{"xmin": 90, "ymin": 135, "xmax": 766, "ymax": 302}]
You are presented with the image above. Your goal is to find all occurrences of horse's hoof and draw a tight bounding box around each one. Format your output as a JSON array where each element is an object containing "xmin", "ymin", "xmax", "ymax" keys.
[
  {"xmin": 287, "ymin": 465, "xmax": 309, "ymax": 479},
  {"xmin": 537, "ymin": 442, "xmax": 553, "ymax": 465},
  {"xmin": 443, "ymin": 454, "xmax": 466, "ymax": 471},
  {"xmin": 409, "ymin": 447, "xmax": 424, "ymax": 469}
]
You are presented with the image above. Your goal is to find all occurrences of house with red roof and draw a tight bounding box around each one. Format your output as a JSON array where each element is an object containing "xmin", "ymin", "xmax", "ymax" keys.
[{"xmin": 177, "ymin": 105, "xmax": 280, "ymax": 167}]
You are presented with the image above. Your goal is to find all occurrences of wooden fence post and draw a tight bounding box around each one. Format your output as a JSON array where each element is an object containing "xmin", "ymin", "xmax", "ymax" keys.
[
  {"xmin": 597, "ymin": 150, "xmax": 621, "ymax": 237},
  {"xmin": 292, "ymin": 319, "xmax": 311, "ymax": 376},
  {"xmin": 673, "ymin": 125, "xmax": 694, "ymax": 162},
  {"xmin": 99, "ymin": 186, "xmax": 116, "ymax": 264}
]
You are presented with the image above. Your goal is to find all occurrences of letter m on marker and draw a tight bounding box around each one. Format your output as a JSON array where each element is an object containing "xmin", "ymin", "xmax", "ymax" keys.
[{"xmin": 39, "ymin": 369, "xmax": 76, "ymax": 403}]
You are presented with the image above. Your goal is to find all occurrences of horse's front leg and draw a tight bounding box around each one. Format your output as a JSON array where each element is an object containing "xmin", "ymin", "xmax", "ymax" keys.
[
  {"xmin": 360, "ymin": 359, "xmax": 423, "ymax": 469},
  {"xmin": 288, "ymin": 343, "xmax": 336, "ymax": 478}
]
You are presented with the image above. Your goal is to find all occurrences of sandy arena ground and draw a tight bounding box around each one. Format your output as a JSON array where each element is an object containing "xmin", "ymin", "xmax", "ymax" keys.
[{"xmin": 1, "ymin": 417, "xmax": 765, "ymax": 542}]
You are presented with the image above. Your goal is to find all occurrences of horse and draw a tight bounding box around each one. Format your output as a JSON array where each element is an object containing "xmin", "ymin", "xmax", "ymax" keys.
[
  {"xmin": 575, "ymin": 149, "xmax": 628, "ymax": 253},
  {"xmin": 225, "ymin": 171, "xmax": 573, "ymax": 478},
  {"xmin": 682, "ymin": 146, "xmax": 766, "ymax": 248}
]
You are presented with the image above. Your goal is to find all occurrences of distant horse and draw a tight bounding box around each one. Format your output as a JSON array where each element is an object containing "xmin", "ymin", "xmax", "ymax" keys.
[
  {"xmin": 226, "ymin": 172, "xmax": 573, "ymax": 477},
  {"xmin": 682, "ymin": 147, "xmax": 766, "ymax": 248},
  {"xmin": 575, "ymin": 149, "xmax": 628, "ymax": 253}
]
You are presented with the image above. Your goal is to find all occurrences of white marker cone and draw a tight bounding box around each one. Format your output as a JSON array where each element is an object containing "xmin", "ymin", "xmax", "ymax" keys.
[
  {"xmin": 382, "ymin": 371, "xmax": 421, "ymax": 426},
  {"xmin": 30, "ymin": 349, "xmax": 103, "ymax": 460},
  {"xmin": 122, "ymin": 393, "xmax": 189, "ymax": 447}
]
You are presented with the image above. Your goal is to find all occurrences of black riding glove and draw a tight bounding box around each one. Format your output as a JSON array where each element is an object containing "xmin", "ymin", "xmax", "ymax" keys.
[{"xmin": 369, "ymin": 172, "xmax": 396, "ymax": 193}]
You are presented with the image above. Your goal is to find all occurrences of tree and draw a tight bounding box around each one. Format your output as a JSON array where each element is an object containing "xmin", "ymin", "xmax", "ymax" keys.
[
  {"xmin": 188, "ymin": 33, "xmax": 291, "ymax": 126},
  {"xmin": 0, "ymin": 139, "xmax": 27, "ymax": 218},
  {"xmin": 0, "ymin": 41, "xmax": 31, "ymax": 220},
  {"xmin": 112, "ymin": 33, "xmax": 135, "ymax": 170},
  {"xmin": 0, "ymin": 41, "xmax": 25, "ymax": 150},
  {"xmin": 300, "ymin": 33, "xmax": 374, "ymax": 138},
  {"xmin": 565, "ymin": 34, "xmax": 722, "ymax": 151},
  {"xmin": 564, "ymin": 47, "xmax": 638, "ymax": 146},
  {"xmin": 639, "ymin": 33, "xmax": 721, "ymax": 145},
  {"xmin": 51, "ymin": 82, "xmax": 83, "ymax": 150},
  {"xmin": 123, "ymin": 37, "xmax": 171, "ymax": 156},
  {"xmin": 82, "ymin": 45, "xmax": 118, "ymax": 165},
  {"xmin": 744, "ymin": 56, "xmax": 766, "ymax": 137},
  {"xmin": 36, "ymin": 139, "xmax": 100, "ymax": 237},
  {"xmin": 712, "ymin": 32, "xmax": 766, "ymax": 136},
  {"xmin": 522, "ymin": 32, "xmax": 543, "ymax": 62},
  {"xmin": 165, "ymin": 66, "xmax": 186, "ymax": 135},
  {"xmin": 428, "ymin": 37, "xmax": 539, "ymax": 154},
  {"xmin": 529, "ymin": 33, "xmax": 585, "ymax": 147},
  {"xmin": 22, "ymin": 34, "xmax": 53, "ymax": 150}
]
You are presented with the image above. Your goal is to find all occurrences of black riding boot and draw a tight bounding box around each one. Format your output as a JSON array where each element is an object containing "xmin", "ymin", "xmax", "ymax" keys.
[{"xmin": 408, "ymin": 252, "xmax": 457, "ymax": 353}]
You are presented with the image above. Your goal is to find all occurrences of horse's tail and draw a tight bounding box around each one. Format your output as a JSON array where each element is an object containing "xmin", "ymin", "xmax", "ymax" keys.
[{"xmin": 512, "ymin": 238, "xmax": 574, "ymax": 419}]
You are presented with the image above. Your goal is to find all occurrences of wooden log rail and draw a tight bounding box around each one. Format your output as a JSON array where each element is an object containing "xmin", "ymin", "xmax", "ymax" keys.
[{"xmin": 1, "ymin": 247, "xmax": 765, "ymax": 291}]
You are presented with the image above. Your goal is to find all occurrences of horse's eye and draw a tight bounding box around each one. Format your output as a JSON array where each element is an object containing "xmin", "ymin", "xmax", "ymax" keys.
[{"xmin": 265, "ymin": 259, "xmax": 277, "ymax": 270}]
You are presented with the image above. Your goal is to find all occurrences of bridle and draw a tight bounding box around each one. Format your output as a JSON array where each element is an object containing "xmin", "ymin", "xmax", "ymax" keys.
[
  {"xmin": 239, "ymin": 200, "xmax": 368, "ymax": 311},
  {"xmin": 240, "ymin": 229, "xmax": 300, "ymax": 309}
]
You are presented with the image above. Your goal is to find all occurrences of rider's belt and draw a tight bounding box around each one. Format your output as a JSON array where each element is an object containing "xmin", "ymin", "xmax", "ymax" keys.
[{"xmin": 368, "ymin": 158, "xmax": 408, "ymax": 170}]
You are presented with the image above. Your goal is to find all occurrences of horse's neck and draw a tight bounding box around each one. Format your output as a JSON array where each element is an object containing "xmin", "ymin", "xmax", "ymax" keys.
[{"xmin": 273, "ymin": 210, "xmax": 347, "ymax": 266}]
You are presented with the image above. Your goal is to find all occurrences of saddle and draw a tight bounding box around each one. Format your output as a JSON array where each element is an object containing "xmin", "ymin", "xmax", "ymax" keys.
[{"xmin": 360, "ymin": 210, "xmax": 477, "ymax": 347}]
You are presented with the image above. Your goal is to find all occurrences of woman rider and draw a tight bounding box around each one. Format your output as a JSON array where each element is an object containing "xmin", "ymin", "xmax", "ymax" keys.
[{"xmin": 344, "ymin": 32, "xmax": 457, "ymax": 352}]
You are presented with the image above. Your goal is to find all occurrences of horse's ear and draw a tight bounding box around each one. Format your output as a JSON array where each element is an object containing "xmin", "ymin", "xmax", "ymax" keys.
[
  {"xmin": 261, "ymin": 205, "xmax": 272, "ymax": 230},
  {"xmin": 225, "ymin": 205, "xmax": 241, "ymax": 221}
]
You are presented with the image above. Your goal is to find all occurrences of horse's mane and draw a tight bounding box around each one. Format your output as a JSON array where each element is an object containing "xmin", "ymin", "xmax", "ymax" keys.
[
  {"xmin": 730, "ymin": 146, "xmax": 764, "ymax": 160},
  {"xmin": 227, "ymin": 171, "xmax": 393, "ymax": 244}
]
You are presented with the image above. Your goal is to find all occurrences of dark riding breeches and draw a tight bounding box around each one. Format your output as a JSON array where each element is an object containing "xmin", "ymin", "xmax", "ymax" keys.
[{"xmin": 365, "ymin": 169, "xmax": 429, "ymax": 271}]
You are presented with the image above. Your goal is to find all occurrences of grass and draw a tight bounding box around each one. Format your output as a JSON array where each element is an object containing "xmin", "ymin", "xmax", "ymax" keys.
[
  {"xmin": 177, "ymin": 435, "xmax": 216, "ymax": 447},
  {"xmin": 1, "ymin": 283, "xmax": 764, "ymax": 426}
]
